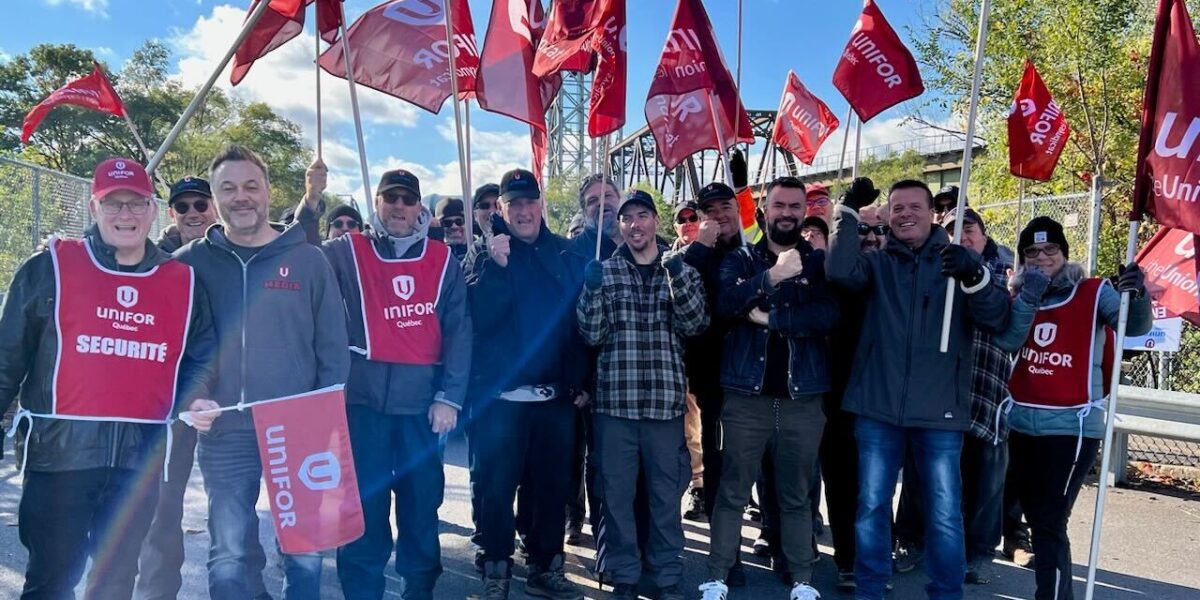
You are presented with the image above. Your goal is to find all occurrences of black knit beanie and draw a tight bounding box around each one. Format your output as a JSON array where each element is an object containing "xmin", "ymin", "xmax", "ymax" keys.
[{"xmin": 1017, "ymin": 216, "xmax": 1069, "ymax": 263}]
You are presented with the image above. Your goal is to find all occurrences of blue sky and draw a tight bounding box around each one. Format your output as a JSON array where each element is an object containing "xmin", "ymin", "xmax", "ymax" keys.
[{"xmin": 7, "ymin": 0, "xmax": 943, "ymax": 200}]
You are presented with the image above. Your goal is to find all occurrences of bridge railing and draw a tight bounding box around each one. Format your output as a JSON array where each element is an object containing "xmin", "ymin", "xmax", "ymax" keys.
[{"xmin": 793, "ymin": 134, "xmax": 984, "ymax": 178}]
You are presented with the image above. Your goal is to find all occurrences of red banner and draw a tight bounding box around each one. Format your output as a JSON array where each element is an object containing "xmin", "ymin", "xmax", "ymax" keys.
[
  {"xmin": 587, "ymin": 0, "xmax": 626, "ymax": 137},
  {"xmin": 22, "ymin": 64, "xmax": 126, "ymax": 144},
  {"xmin": 1136, "ymin": 226, "xmax": 1200, "ymax": 324},
  {"xmin": 772, "ymin": 71, "xmax": 840, "ymax": 166},
  {"xmin": 532, "ymin": 0, "xmax": 599, "ymax": 76},
  {"xmin": 1132, "ymin": 0, "xmax": 1200, "ymax": 234},
  {"xmin": 232, "ymin": 0, "xmax": 343, "ymax": 86},
  {"xmin": 253, "ymin": 386, "xmax": 364, "ymax": 554},
  {"xmin": 644, "ymin": 0, "xmax": 753, "ymax": 169},
  {"xmin": 319, "ymin": 0, "xmax": 477, "ymax": 114},
  {"xmin": 1007, "ymin": 60, "xmax": 1069, "ymax": 181},
  {"xmin": 832, "ymin": 0, "xmax": 924, "ymax": 123}
]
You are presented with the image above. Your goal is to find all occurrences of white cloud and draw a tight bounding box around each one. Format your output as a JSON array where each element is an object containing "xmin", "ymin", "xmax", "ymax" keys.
[
  {"xmin": 43, "ymin": 0, "xmax": 108, "ymax": 17},
  {"xmin": 92, "ymin": 46, "xmax": 114, "ymax": 59}
]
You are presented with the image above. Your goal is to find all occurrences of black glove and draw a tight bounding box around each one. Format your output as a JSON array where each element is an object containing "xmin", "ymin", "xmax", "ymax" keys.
[
  {"xmin": 730, "ymin": 149, "xmax": 748, "ymax": 189},
  {"xmin": 584, "ymin": 260, "xmax": 603, "ymax": 291},
  {"xmin": 663, "ymin": 253, "xmax": 684, "ymax": 278},
  {"xmin": 1018, "ymin": 267, "xmax": 1051, "ymax": 305},
  {"xmin": 840, "ymin": 177, "xmax": 880, "ymax": 210},
  {"xmin": 1116, "ymin": 264, "xmax": 1146, "ymax": 298},
  {"xmin": 939, "ymin": 244, "xmax": 985, "ymax": 287}
]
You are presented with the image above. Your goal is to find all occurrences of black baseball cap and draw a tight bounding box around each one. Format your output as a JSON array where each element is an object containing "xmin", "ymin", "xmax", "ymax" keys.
[
  {"xmin": 673, "ymin": 200, "xmax": 699, "ymax": 221},
  {"xmin": 377, "ymin": 169, "xmax": 421, "ymax": 198},
  {"xmin": 473, "ymin": 183, "xmax": 500, "ymax": 208},
  {"xmin": 619, "ymin": 189, "xmax": 657, "ymax": 216},
  {"xmin": 500, "ymin": 168, "xmax": 540, "ymax": 202},
  {"xmin": 169, "ymin": 176, "xmax": 211, "ymax": 203},
  {"xmin": 697, "ymin": 182, "xmax": 736, "ymax": 207},
  {"xmin": 933, "ymin": 185, "xmax": 959, "ymax": 207}
]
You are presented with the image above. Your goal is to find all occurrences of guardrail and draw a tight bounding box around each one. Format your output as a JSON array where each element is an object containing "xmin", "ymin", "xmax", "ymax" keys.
[
  {"xmin": 794, "ymin": 134, "xmax": 984, "ymax": 177},
  {"xmin": 1112, "ymin": 385, "xmax": 1200, "ymax": 483}
]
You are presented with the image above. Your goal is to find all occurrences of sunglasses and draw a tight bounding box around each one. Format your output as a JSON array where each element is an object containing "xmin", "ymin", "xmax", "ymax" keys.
[
  {"xmin": 172, "ymin": 199, "xmax": 209, "ymax": 215},
  {"xmin": 857, "ymin": 223, "xmax": 889, "ymax": 236},
  {"xmin": 1022, "ymin": 244, "xmax": 1061, "ymax": 259},
  {"xmin": 331, "ymin": 218, "xmax": 359, "ymax": 230},
  {"xmin": 675, "ymin": 214, "xmax": 699, "ymax": 225},
  {"xmin": 100, "ymin": 199, "xmax": 153, "ymax": 216},
  {"xmin": 442, "ymin": 217, "xmax": 465, "ymax": 228},
  {"xmin": 934, "ymin": 203, "xmax": 956, "ymax": 214},
  {"xmin": 475, "ymin": 202, "xmax": 495, "ymax": 211},
  {"xmin": 382, "ymin": 190, "xmax": 421, "ymax": 206}
]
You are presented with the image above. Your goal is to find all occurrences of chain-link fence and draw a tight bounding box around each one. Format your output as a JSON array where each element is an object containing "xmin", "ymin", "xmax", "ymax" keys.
[{"xmin": 0, "ymin": 156, "xmax": 170, "ymax": 292}]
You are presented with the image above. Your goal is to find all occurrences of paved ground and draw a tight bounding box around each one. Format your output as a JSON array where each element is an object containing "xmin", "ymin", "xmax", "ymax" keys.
[{"xmin": 0, "ymin": 435, "xmax": 1197, "ymax": 599}]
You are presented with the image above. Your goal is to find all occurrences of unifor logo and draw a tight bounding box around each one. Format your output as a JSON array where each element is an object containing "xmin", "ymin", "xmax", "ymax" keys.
[
  {"xmin": 116, "ymin": 285, "xmax": 139, "ymax": 308},
  {"xmin": 382, "ymin": 0, "xmax": 444, "ymax": 26},
  {"xmin": 392, "ymin": 275, "xmax": 416, "ymax": 300},
  {"xmin": 115, "ymin": 160, "xmax": 126, "ymax": 170},
  {"xmin": 298, "ymin": 451, "xmax": 341, "ymax": 491},
  {"xmin": 279, "ymin": 266, "xmax": 290, "ymax": 278},
  {"xmin": 1033, "ymin": 323, "xmax": 1058, "ymax": 348}
]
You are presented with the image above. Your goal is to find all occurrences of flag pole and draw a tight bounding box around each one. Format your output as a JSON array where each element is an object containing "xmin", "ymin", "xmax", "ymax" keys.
[
  {"xmin": 835, "ymin": 107, "xmax": 853, "ymax": 186},
  {"xmin": 121, "ymin": 112, "xmax": 172, "ymax": 193},
  {"xmin": 707, "ymin": 91, "xmax": 747, "ymax": 245},
  {"xmin": 1084, "ymin": 220, "xmax": 1141, "ymax": 600},
  {"xmin": 147, "ymin": 0, "xmax": 272, "ymax": 174},
  {"xmin": 443, "ymin": 0, "xmax": 473, "ymax": 238},
  {"xmin": 337, "ymin": 2, "xmax": 375, "ymax": 221},
  {"xmin": 595, "ymin": 134, "xmax": 611, "ymax": 261},
  {"xmin": 852, "ymin": 114, "xmax": 862, "ymax": 178},
  {"xmin": 938, "ymin": 0, "xmax": 991, "ymax": 353},
  {"xmin": 315, "ymin": 23, "xmax": 323, "ymax": 160},
  {"xmin": 1016, "ymin": 177, "xmax": 1026, "ymax": 234}
]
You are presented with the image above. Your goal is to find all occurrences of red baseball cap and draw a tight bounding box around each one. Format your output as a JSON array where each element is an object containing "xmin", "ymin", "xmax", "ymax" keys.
[
  {"xmin": 92, "ymin": 157, "xmax": 154, "ymax": 200},
  {"xmin": 806, "ymin": 183, "xmax": 830, "ymax": 201}
]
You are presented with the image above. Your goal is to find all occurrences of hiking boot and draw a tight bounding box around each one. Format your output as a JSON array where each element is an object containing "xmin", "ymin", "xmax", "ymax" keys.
[
  {"xmin": 698, "ymin": 579, "xmax": 728, "ymax": 600},
  {"xmin": 611, "ymin": 582, "xmax": 638, "ymax": 600},
  {"xmin": 1003, "ymin": 537, "xmax": 1035, "ymax": 568},
  {"xmin": 789, "ymin": 582, "xmax": 822, "ymax": 600},
  {"xmin": 658, "ymin": 583, "xmax": 685, "ymax": 600},
  {"xmin": 835, "ymin": 571, "xmax": 856, "ymax": 592},
  {"xmin": 481, "ymin": 561, "xmax": 511, "ymax": 600},
  {"xmin": 526, "ymin": 556, "xmax": 583, "ymax": 600},
  {"xmin": 683, "ymin": 487, "xmax": 706, "ymax": 521},
  {"xmin": 565, "ymin": 521, "xmax": 584, "ymax": 546},
  {"xmin": 892, "ymin": 542, "xmax": 923, "ymax": 573}
]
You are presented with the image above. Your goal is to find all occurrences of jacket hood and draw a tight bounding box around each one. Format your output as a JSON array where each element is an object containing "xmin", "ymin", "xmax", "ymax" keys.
[
  {"xmin": 204, "ymin": 220, "xmax": 308, "ymax": 260},
  {"xmin": 84, "ymin": 225, "xmax": 170, "ymax": 269},
  {"xmin": 1009, "ymin": 262, "xmax": 1086, "ymax": 296},
  {"xmin": 370, "ymin": 207, "xmax": 431, "ymax": 256}
]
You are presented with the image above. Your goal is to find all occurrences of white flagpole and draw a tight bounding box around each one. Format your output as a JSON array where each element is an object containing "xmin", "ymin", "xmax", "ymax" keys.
[
  {"xmin": 1084, "ymin": 220, "xmax": 1141, "ymax": 600},
  {"xmin": 852, "ymin": 115, "xmax": 863, "ymax": 178},
  {"xmin": 337, "ymin": 2, "xmax": 375, "ymax": 221},
  {"xmin": 938, "ymin": 0, "xmax": 991, "ymax": 353},
  {"xmin": 315, "ymin": 25, "xmax": 323, "ymax": 160},
  {"xmin": 595, "ymin": 135, "xmax": 612, "ymax": 261},
  {"xmin": 121, "ymin": 113, "xmax": 172, "ymax": 193},
  {"xmin": 464, "ymin": 100, "xmax": 474, "ymax": 197},
  {"xmin": 147, "ymin": 0, "xmax": 273, "ymax": 173},
  {"xmin": 835, "ymin": 107, "xmax": 853, "ymax": 185},
  {"xmin": 443, "ymin": 1, "xmax": 472, "ymax": 238}
]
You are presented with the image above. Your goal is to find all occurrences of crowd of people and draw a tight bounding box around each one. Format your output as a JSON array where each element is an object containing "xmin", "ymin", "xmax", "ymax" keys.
[{"xmin": 0, "ymin": 144, "xmax": 1152, "ymax": 600}]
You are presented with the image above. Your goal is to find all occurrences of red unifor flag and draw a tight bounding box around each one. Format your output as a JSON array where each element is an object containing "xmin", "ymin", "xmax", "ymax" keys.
[
  {"xmin": 587, "ymin": 0, "xmax": 626, "ymax": 137},
  {"xmin": 476, "ymin": 0, "xmax": 561, "ymax": 181},
  {"xmin": 319, "ymin": 0, "xmax": 478, "ymax": 114},
  {"xmin": 22, "ymin": 63, "xmax": 126, "ymax": 144},
  {"xmin": 532, "ymin": 0, "xmax": 600, "ymax": 77},
  {"xmin": 832, "ymin": 0, "xmax": 924, "ymax": 123},
  {"xmin": 1007, "ymin": 60, "xmax": 1070, "ymax": 181},
  {"xmin": 1137, "ymin": 227, "xmax": 1200, "ymax": 324},
  {"xmin": 645, "ymin": 0, "xmax": 753, "ymax": 169},
  {"xmin": 772, "ymin": 71, "xmax": 840, "ymax": 166},
  {"xmin": 1132, "ymin": 0, "xmax": 1200, "ymax": 234},
  {"xmin": 232, "ymin": 0, "xmax": 344, "ymax": 86},
  {"xmin": 253, "ymin": 385, "xmax": 364, "ymax": 554}
]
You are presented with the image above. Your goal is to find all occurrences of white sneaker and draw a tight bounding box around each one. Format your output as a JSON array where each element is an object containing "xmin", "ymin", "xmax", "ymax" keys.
[
  {"xmin": 789, "ymin": 582, "xmax": 821, "ymax": 600},
  {"xmin": 698, "ymin": 579, "xmax": 729, "ymax": 600}
]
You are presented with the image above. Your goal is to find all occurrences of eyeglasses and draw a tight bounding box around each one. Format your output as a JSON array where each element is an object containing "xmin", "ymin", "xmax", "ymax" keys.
[
  {"xmin": 442, "ymin": 217, "xmax": 465, "ymax": 228},
  {"xmin": 382, "ymin": 191, "xmax": 421, "ymax": 206},
  {"xmin": 1022, "ymin": 244, "xmax": 1061, "ymax": 259},
  {"xmin": 857, "ymin": 223, "xmax": 889, "ymax": 236},
  {"xmin": 675, "ymin": 214, "xmax": 699, "ymax": 225},
  {"xmin": 171, "ymin": 199, "xmax": 209, "ymax": 215},
  {"xmin": 100, "ymin": 199, "xmax": 153, "ymax": 216},
  {"xmin": 331, "ymin": 218, "xmax": 359, "ymax": 230},
  {"xmin": 806, "ymin": 197, "xmax": 830, "ymax": 208}
]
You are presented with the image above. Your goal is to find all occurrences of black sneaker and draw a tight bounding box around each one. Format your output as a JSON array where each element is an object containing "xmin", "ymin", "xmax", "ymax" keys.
[
  {"xmin": 835, "ymin": 570, "xmax": 856, "ymax": 592},
  {"xmin": 683, "ymin": 487, "xmax": 706, "ymax": 521},
  {"xmin": 565, "ymin": 521, "xmax": 584, "ymax": 546},
  {"xmin": 892, "ymin": 542, "xmax": 923, "ymax": 574},
  {"xmin": 481, "ymin": 561, "xmax": 511, "ymax": 600},
  {"xmin": 658, "ymin": 583, "xmax": 685, "ymax": 600},
  {"xmin": 611, "ymin": 582, "xmax": 638, "ymax": 599}
]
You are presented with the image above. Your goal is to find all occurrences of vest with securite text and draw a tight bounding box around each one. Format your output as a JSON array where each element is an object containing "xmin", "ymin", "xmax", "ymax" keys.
[
  {"xmin": 348, "ymin": 233, "xmax": 449, "ymax": 365},
  {"xmin": 50, "ymin": 238, "xmax": 193, "ymax": 421},
  {"xmin": 1008, "ymin": 277, "xmax": 1115, "ymax": 409}
]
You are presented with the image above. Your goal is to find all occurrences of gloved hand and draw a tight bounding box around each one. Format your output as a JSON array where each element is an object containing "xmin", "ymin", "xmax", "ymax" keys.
[
  {"xmin": 1018, "ymin": 267, "xmax": 1051, "ymax": 305},
  {"xmin": 663, "ymin": 252, "xmax": 685, "ymax": 278},
  {"xmin": 939, "ymin": 244, "xmax": 985, "ymax": 287},
  {"xmin": 584, "ymin": 260, "xmax": 604, "ymax": 291},
  {"xmin": 840, "ymin": 177, "xmax": 880, "ymax": 210},
  {"xmin": 1116, "ymin": 264, "xmax": 1147, "ymax": 298},
  {"xmin": 730, "ymin": 149, "xmax": 748, "ymax": 189}
]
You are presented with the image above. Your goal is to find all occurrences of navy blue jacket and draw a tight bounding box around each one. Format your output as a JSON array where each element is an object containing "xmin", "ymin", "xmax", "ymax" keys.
[{"xmin": 717, "ymin": 239, "xmax": 839, "ymax": 398}]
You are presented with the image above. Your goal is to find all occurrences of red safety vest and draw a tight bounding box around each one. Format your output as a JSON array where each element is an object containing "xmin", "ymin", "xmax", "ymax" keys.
[
  {"xmin": 50, "ymin": 238, "xmax": 193, "ymax": 422},
  {"xmin": 348, "ymin": 233, "xmax": 449, "ymax": 365},
  {"xmin": 1008, "ymin": 278, "xmax": 1115, "ymax": 409}
]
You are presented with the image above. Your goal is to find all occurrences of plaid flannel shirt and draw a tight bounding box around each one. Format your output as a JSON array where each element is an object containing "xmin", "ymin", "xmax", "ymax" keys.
[
  {"xmin": 968, "ymin": 243, "xmax": 1014, "ymax": 441},
  {"xmin": 577, "ymin": 245, "xmax": 709, "ymax": 420}
]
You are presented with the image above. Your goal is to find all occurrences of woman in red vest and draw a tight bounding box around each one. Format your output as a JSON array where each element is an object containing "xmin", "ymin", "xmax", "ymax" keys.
[{"xmin": 994, "ymin": 216, "xmax": 1152, "ymax": 600}]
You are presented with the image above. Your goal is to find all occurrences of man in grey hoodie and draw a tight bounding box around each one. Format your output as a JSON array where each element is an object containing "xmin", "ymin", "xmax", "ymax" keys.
[{"xmin": 173, "ymin": 145, "xmax": 350, "ymax": 600}]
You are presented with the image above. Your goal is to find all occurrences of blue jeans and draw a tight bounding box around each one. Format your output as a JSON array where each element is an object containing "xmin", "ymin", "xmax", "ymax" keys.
[
  {"xmin": 854, "ymin": 417, "xmax": 965, "ymax": 600},
  {"xmin": 198, "ymin": 429, "xmax": 323, "ymax": 600}
]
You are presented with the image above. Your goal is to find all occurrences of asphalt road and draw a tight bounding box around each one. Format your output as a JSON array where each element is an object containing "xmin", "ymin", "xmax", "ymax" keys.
[{"xmin": 0, "ymin": 435, "xmax": 1197, "ymax": 599}]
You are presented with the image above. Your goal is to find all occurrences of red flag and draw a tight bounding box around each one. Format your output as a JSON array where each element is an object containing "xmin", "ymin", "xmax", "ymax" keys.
[
  {"xmin": 1007, "ymin": 60, "xmax": 1069, "ymax": 181},
  {"xmin": 232, "ymin": 0, "xmax": 344, "ymax": 86},
  {"xmin": 318, "ymin": 0, "xmax": 478, "ymax": 114},
  {"xmin": 476, "ymin": 0, "xmax": 561, "ymax": 181},
  {"xmin": 772, "ymin": 71, "xmax": 840, "ymax": 166},
  {"xmin": 587, "ymin": 0, "xmax": 626, "ymax": 137},
  {"xmin": 532, "ymin": 0, "xmax": 600, "ymax": 76},
  {"xmin": 644, "ymin": 0, "xmax": 753, "ymax": 169},
  {"xmin": 1132, "ymin": 0, "xmax": 1200, "ymax": 233},
  {"xmin": 1136, "ymin": 227, "xmax": 1200, "ymax": 324},
  {"xmin": 22, "ymin": 63, "xmax": 126, "ymax": 144},
  {"xmin": 253, "ymin": 386, "xmax": 364, "ymax": 554},
  {"xmin": 832, "ymin": 0, "xmax": 924, "ymax": 123}
]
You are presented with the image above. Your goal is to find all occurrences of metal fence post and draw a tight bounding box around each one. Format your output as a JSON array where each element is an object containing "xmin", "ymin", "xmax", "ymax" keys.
[
  {"xmin": 31, "ymin": 169, "xmax": 41, "ymax": 250},
  {"xmin": 1088, "ymin": 174, "xmax": 1103, "ymax": 275}
]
